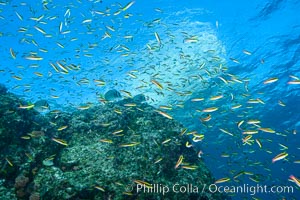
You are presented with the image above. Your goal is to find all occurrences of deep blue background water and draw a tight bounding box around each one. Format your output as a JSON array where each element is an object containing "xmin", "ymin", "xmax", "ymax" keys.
[{"xmin": 1, "ymin": 0, "xmax": 300, "ymax": 199}]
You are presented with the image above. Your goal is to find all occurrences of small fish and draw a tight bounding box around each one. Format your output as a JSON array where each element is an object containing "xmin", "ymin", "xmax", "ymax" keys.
[
  {"xmin": 210, "ymin": 95, "xmax": 223, "ymax": 101},
  {"xmin": 175, "ymin": 155, "xmax": 184, "ymax": 169},
  {"xmin": 218, "ymin": 76, "xmax": 228, "ymax": 84},
  {"xmin": 191, "ymin": 98, "xmax": 204, "ymax": 102},
  {"xmin": 52, "ymin": 138, "xmax": 68, "ymax": 146},
  {"xmin": 159, "ymin": 105, "xmax": 172, "ymax": 110},
  {"xmin": 162, "ymin": 138, "xmax": 171, "ymax": 144},
  {"xmin": 82, "ymin": 19, "xmax": 92, "ymax": 24},
  {"xmin": 221, "ymin": 154, "xmax": 230, "ymax": 158},
  {"xmin": 180, "ymin": 128, "xmax": 187, "ymax": 136},
  {"xmin": 50, "ymin": 62, "xmax": 59, "ymax": 72},
  {"xmin": 15, "ymin": 11, "xmax": 23, "ymax": 21},
  {"xmin": 12, "ymin": 75, "xmax": 22, "ymax": 80},
  {"xmin": 289, "ymin": 175, "xmax": 300, "ymax": 187},
  {"xmin": 279, "ymin": 143, "xmax": 288, "ymax": 150},
  {"xmin": 30, "ymin": 15, "xmax": 44, "ymax": 21},
  {"xmin": 127, "ymin": 73, "xmax": 137, "ymax": 78},
  {"xmin": 215, "ymin": 177, "xmax": 230, "ymax": 184},
  {"xmin": 199, "ymin": 62, "xmax": 206, "ymax": 69},
  {"xmin": 122, "ymin": 1, "xmax": 135, "ymax": 11},
  {"xmin": 56, "ymin": 42, "xmax": 64, "ymax": 48},
  {"xmin": 278, "ymin": 100, "xmax": 286, "ymax": 107},
  {"xmin": 272, "ymin": 152, "xmax": 288, "ymax": 163},
  {"xmin": 181, "ymin": 165, "xmax": 198, "ymax": 170},
  {"xmin": 202, "ymin": 107, "xmax": 218, "ymax": 113},
  {"xmin": 230, "ymin": 58, "xmax": 240, "ymax": 64},
  {"xmin": 289, "ymin": 75, "xmax": 300, "ymax": 80},
  {"xmin": 57, "ymin": 125, "xmax": 68, "ymax": 131},
  {"xmin": 34, "ymin": 72, "xmax": 43, "ymax": 77},
  {"xmin": 25, "ymin": 55, "xmax": 43, "ymax": 61},
  {"xmin": 119, "ymin": 142, "xmax": 140, "ymax": 147},
  {"xmin": 61, "ymin": 30, "xmax": 71, "ymax": 34},
  {"xmin": 244, "ymin": 172, "xmax": 254, "ymax": 176},
  {"xmin": 242, "ymin": 50, "xmax": 252, "ymax": 55},
  {"xmin": 152, "ymin": 18, "xmax": 161, "ymax": 23},
  {"xmin": 154, "ymin": 158, "xmax": 163, "ymax": 164},
  {"xmin": 185, "ymin": 141, "xmax": 192, "ymax": 148},
  {"xmin": 154, "ymin": 32, "xmax": 161, "ymax": 44},
  {"xmin": 99, "ymin": 139, "xmax": 113, "ymax": 143},
  {"xmin": 134, "ymin": 180, "xmax": 152, "ymax": 188},
  {"xmin": 200, "ymin": 114, "xmax": 211, "ymax": 122},
  {"xmin": 237, "ymin": 120, "xmax": 244, "ymax": 130},
  {"xmin": 264, "ymin": 77, "xmax": 278, "ymax": 84},
  {"xmin": 94, "ymin": 79, "xmax": 106, "ymax": 85},
  {"xmin": 64, "ymin": 8, "xmax": 71, "ymax": 17},
  {"xmin": 25, "ymin": 153, "xmax": 33, "ymax": 161},
  {"xmin": 94, "ymin": 186, "xmax": 105, "ymax": 192},
  {"xmin": 249, "ymin": 177, "xmax": 260, "ymax": 183},
  {"xmin": 156, "ymin": 110, "xmax": 173, "ymax": 120},
  {"xmin": 242, "ymin": 130, "xmax": 258, "ymax": 135},
  {"xmin": 112, "ymin": 129, "xmax": 124, "ymax": 135},
  {"xmin": 123, "ymin": 192, "xmax": 133, "ymax": 196},
  {"xmin": 124, "ymin": 35, "xmax": 133, "ymax": 39},
  {"xmin": 18, "ymin": 104, "xmax": 35, "ymax": 109},
  {"xmin": 151, "ymin": 79, "xmax": 163, "ymax": 89},
  {"xmin": 106, "ymin": 25, "xmax": 115, "ymax": 32},
  {"xmin": 219, "ymin": 128, "xmax": 233, "ymax": 136},
  {"xmin": 112, "ymin": 9, "xmax": 121, "ymax": 15},
  {"xmin": 10, "ymin": 48, "xmax": 16, "ymax": 59},
  {"xmin": 259, "ymin": 128, "xmax": 275, "ymax": 133},
  {"xmin": 255, "ymin": 139, "xmax": 262, "ymax": 148},
  {"xmin": 198, "ymin": 150, "xmax": 204, "ymax": 158},
  {"xmin": 247, "ymin": 119, "xmax": 261, "ymax": 124},
  {"xmin": 50, "ymin": 95, "xmax": 59, "ymax": 99},
  {"xmin": 59, "ymin": 22, "xmax": 63, "ymax": 32},
  {"xmin": 287, "ymin": 80, "xmax": 300, "ymax": 84},
  {"xmin": 257, "ymin": 98, "xmax": 265, "ymax": 104},
  {"xmin": 114, "ymin": 109, "xmax": 122, "ymax": 115},
  {"xmin": 233, "ymin": 171, "xmax": 245, "ymax": 179},
  {"xmin": 231, "ymin": 104, "xmax": 242, "ymax": 109},
  {"xmin": 77, "ymin": 105, "xmax": 90, "ymax": 110},
  {"xmin": 5, "ymin": 158, "xmax": 13, "ymax": 167},
  {"xmin": 123, "ymin": 103, "xmax": 136, "ymax": 107},
  {"xmin": 184, "ymin": 36, "xmax": 198, "ymax": 43},
  {"xmin": 192, "ymin": 135, "xmax": 204, "ymax": 142},
  {"xmin": 242, "ymin": 135, "xmax": 253, "ymax": 144},
  {"xmin": 21, "ymin": 136, "xmax": 31, "ymax": 140},
  {"xmin": 34, "ymin": 26, "xmax": 47, "ymax": 35}
]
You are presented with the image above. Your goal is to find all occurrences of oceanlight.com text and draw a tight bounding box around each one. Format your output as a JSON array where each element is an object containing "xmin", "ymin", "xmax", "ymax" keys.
[
  {"xmin": 132, "ymin": 183, "xmax": 294, "ymax": 196},
  {"xmin": 208, "ymin": 183, "xmax": 294, "ymax": 196}
]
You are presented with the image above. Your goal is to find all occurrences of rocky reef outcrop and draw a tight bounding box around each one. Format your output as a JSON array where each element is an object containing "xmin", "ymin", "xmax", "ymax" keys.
[{"xmin": 0, "ymin": 85, "xmax": 227, "ymax": 199}]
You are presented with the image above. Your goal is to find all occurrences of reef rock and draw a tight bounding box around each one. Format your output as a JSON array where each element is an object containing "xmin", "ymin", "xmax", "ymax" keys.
[
  {"xmin": 0, "ymin": 86, "xmax": 227, "ymax": 199},
  {"xmin": 33, "ymin": 99, "xmax": 226, "ymax": 200}
]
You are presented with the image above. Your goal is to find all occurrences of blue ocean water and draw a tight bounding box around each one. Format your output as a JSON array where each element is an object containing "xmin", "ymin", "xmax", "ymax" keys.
[{"xmin": 1, "ymin": 0, "xmax": 300, "ymax": 199}]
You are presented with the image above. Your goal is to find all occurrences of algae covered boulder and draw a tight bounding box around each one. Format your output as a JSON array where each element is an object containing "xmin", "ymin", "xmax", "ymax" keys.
[
  {"xmin": 32, "ymin": 99, "xmax": 226, "ymax": 200},
  {"xmin": 0, "ymin": 86, "xmax": 227, "ymax": 199}
]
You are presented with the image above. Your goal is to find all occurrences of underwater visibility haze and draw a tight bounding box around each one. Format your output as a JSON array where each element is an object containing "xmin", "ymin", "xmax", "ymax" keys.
[{"xmin": 0, "ymin": 0, "xmax": 300, "ymax": 199}]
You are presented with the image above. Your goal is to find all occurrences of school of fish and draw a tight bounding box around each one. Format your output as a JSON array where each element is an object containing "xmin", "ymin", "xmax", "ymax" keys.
[{"xmin": 1, "ymin": 0, "xmax": 299, "ymax": 199}]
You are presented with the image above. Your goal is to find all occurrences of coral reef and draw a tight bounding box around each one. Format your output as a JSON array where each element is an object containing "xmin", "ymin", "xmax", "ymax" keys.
[{"xmin": 0, "ymin": 86, "xmax": 228, "ymax": 199}]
